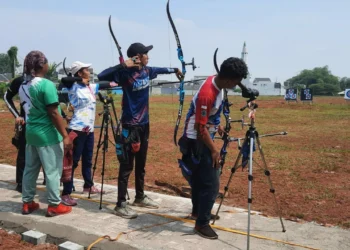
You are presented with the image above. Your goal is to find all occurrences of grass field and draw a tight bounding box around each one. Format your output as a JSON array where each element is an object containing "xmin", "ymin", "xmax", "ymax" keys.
[{"xmin": 0, "ymin": 95, "xmax": 349, "ymax": 228}]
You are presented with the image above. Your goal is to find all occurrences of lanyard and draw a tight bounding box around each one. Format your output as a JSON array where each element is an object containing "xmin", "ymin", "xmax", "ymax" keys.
[{"xmin": 87, "ymin": 85, "xmax": 96, "ymax": 100}]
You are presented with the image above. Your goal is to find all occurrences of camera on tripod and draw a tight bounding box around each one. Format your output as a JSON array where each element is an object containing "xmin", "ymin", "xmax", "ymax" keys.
[
  {"xmin": 240, "ymin": 88, "xmax": 259, "ymax": 111},
  {"xmin": 242, "ymin": 87, "xmax": 259, "ymax": 100},
  {"xmin": 98, "ymin": 92, "xmax": 114, "ymax": 105}
]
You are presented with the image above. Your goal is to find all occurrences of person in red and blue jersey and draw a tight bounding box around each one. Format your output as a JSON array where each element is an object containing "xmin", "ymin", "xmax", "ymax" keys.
[
  {"xmin": 178, "ymin": 57, "xmax": 249, "ymax": 239},
  {"xmin": 98, "ymin": 42, "xmax": 183, "ymax": 219}
]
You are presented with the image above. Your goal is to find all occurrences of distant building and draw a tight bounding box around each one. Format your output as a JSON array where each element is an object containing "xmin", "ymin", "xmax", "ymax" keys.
[
  {"xmin": 243, "ymin": 77, "xmax": 282, "ymax": 96},
  {"xmin": 240, "ymin": 42, "xmax": 283, "ymax": 96}
]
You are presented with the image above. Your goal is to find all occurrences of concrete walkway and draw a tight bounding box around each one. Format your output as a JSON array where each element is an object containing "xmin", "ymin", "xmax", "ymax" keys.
[{"xmin": 0, "ymin": 164, "xmax": 348, "ymax": 250}]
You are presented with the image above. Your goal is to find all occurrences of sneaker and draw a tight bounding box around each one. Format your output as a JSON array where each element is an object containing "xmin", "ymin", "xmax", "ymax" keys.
[
  {"xmin": 22, "ymin": 201, "xmax": 40, "ymax": 215},
  {"xmin": 61, "ymin": 195, "xmax": 77, "ymax": 206},
  {"xmin": 113, "ymin": 202, "xmax": 138, "ymax": 219},
  {"xmin": 189, "ymin": 213, "xmax": 220, "ymax": 221},
  {"xmin": 133, "ymin": 195, "xmax": 159, "ymax": 209},
  {"xmin": 46, "ymin": 203, "xmax": 72, "ymax": 217},
  {"xmin": 194, "ymin": 224, "xmax": 218, "ymax": 240},
  {"xmin": 15, "ymin": 183, "xmax": 22, "ymax": 193},
  {"xmin": 83, "ymin": 186, "xmax": 105, "ymax": 194}
]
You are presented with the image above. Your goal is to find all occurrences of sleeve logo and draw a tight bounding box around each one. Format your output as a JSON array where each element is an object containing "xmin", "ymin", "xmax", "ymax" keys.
[{"xmin": 200, "ymin": 105, "xmax": 207, "ymax": 117}]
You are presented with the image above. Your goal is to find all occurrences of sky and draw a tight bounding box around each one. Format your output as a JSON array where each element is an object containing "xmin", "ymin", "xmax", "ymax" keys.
[{"xmin": 0, "ymin": 0, "xmax": 349, "ymax": 83}]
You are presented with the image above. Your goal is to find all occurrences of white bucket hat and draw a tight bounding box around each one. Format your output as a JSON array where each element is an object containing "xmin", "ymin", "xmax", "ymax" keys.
[{"xmin": 70, "ymin": 61, "xmax": 92, "ymax": 75}]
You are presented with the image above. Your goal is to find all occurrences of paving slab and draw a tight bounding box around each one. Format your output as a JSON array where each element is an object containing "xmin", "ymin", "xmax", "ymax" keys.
[
  {"xmin": 22, "ymin": 230, "xmax": 47, "ymax": 245},
  {"xmin": 58, "ymin": 241, "xmax": 84, "ymax": 250},
  {"xmin": 0, "ymin": 163, "xmax": 349, "ymax": 250}
]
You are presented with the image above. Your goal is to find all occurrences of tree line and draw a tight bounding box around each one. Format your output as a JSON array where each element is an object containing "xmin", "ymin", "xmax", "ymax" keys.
[
  {"xmin": 0, "ymin": 46, "xmax": 62, "ymax": 96},
  {"xmin": 284, "ymin": 66, "xmax": 350, "ymax": 96}
]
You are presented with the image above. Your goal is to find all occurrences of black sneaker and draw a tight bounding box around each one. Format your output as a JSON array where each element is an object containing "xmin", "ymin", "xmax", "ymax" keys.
[
  {"xmin": 194, "ymin": 224, "xmax": 218, "ymax": 240},
  {"xmin": 15, "ymin": 183, "xmax": 22, "ymax": 193}
]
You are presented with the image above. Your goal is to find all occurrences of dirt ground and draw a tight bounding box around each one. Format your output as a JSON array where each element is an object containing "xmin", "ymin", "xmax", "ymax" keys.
[
  {"xmin": 0, "ymin": 95, "xmax": 349, "ymax": 229},
  {"xmin": 0, "ymin": 229, "xmax": 57, "ymax": 250}
]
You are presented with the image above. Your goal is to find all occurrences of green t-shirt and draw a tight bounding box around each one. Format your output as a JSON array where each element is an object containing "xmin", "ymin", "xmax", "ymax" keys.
[{"xmin": 25, "ymin": 77, "xmax": 63, "ymax": 146}]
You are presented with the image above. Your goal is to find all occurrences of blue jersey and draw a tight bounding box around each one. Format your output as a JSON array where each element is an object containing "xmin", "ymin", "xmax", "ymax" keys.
[{"xmin": 98, "ymin": 65, "xmax": 176, "ymax": 125}]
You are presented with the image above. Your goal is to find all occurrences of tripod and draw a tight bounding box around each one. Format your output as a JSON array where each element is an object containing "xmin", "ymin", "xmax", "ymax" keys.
[
  {"xmin": 212, "ymin": 99, "xmax": 286, "ymax": 250},
  {"xmin": 89, "ymin": 93, "xmax": 129, "ymax": 209}
]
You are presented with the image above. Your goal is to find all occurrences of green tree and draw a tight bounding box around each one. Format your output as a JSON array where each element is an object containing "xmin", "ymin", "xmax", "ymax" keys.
[
  {"xmin": 339, "ymin": 77, "xmax": 350, "ymax": 90},
  {"xmin": 285, "ymin": 66, "xmax": 340, "ymax": 95},
  {"xmin": 309, "ymin": 83, "xmax": 340, "ymax": 96},
  {"xmin": 45, "ymin": 62, "xmax": 62, "ymax": 82},
  {"xmin": 0, "ymin": 82, "xmax": 9, "ymax": 96},
  {"xmin": 0, "ymin": 54, "xmax": 11, "ymax": 74},
  {"xmin": 7, "ymin": 46, "xmax": 19, "ymax": 78},
  {"xmin": 233, "ymin": 87, "xmax": 242, "ymax": 93}
]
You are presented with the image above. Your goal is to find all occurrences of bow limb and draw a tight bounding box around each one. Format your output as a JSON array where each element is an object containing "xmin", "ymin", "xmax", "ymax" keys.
[
  {"xmin": 167, "ymin": 0, "xmax": 197, "ymax": 146},
  {"xmin": 63, "ymin": 57, "xmax": 71, "ymax": 76},
  {"xmin": 167, "ymin": 0, "xmax": 185, "ymax": 146},
  {"xmin": 107, "ymin": 16, "xmax": 124, "ymax": 133},
  {"xmin": 108, "ymin": 15, "xmax": 124, "ymax": 64}
]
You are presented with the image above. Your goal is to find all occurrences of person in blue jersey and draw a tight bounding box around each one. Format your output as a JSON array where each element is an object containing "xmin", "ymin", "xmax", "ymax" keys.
[
  {"xmin": 98, "ymin": 42, "xmax": 183, "ymax": 219},
  {"xmin": 59, "ymin": 61, "xmax": 118, "ymax": 206}
]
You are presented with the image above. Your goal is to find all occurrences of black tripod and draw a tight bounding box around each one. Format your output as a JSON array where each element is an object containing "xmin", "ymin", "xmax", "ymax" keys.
[
  {"xmin": 89, "ymin": 93, "xmax": 129, "ymax": 209},
  {"xmin": 212, "ymin": 99, "xmax": 286, "ymax": 250}
]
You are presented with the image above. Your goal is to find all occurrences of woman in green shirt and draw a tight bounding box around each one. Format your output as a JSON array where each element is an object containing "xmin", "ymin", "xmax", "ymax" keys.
[{"xmin": 20, "ymin": 50, "xmax": 73, "ymax": 217}]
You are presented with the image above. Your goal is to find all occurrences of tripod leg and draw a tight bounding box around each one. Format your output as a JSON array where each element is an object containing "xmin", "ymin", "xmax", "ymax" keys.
[
  {"xmin": 89, "ymin": 115, "xmax": 105, "ymax": 199},
  {"xmin": 99, "ymin": 114, "xmax": 109, "ymax": 210},
  {"xmin": 247, "ymin": 130, "xmax": 255, "ymax": 250},
  {"xmin": 256, "ymin": 136, "xmax": 286, "ymax": 232},
  {"xmin": 99, "ymin": 135, "xmax": 106, "ymax": 210},
  {"xmin": 212, "ymin": 136, "xmax": 249, "ymax": 225}
]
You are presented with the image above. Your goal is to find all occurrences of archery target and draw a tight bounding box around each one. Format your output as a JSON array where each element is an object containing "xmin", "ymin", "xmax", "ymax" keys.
[
  {"xmin": 301, "ymin": 88, "xmax": 313, "ymax": 101},
  {"xmin": 285, "ymin": 88, "xmax": 297, "ymax": 100},
  {"xmin": 345, "ymin": 89, "xmax": 350, "ymax": 100}
]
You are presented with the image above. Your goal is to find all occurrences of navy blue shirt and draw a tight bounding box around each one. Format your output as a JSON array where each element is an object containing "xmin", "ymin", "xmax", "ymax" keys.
[{"xmin": 98, "ymin": 65, "xmax": 176, "ymax": 125}]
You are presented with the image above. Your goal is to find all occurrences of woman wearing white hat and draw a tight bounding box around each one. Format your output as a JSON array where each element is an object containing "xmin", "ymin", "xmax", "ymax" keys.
[{"xmin": 61, "ymin": 61, "xmax": 118, "ymax": 206}]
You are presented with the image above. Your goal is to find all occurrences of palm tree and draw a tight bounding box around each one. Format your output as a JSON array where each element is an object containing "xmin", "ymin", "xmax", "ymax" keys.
[
  {"xmin": 45, "ymin": 62, "xmax": 62, "ymax": 83},
  {"xmin": 7, "ymin": 46, "xmax": 19, "ymax": 78}
]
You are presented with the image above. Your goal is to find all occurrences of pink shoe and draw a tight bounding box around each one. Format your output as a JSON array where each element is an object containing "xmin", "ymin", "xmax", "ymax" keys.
[
  {"xmin": 61, "ymin": 195, "xmax": 77, "ymax": 206},
  {"xmin": 83, "ymin": 186, "xmax": 105, "ymax": 194}
]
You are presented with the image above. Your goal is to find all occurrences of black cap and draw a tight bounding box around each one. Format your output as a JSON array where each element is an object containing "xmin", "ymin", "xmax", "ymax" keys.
[{"xmin": 127, "ymin": 43, "xmax": 153, "ymax": 57}]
